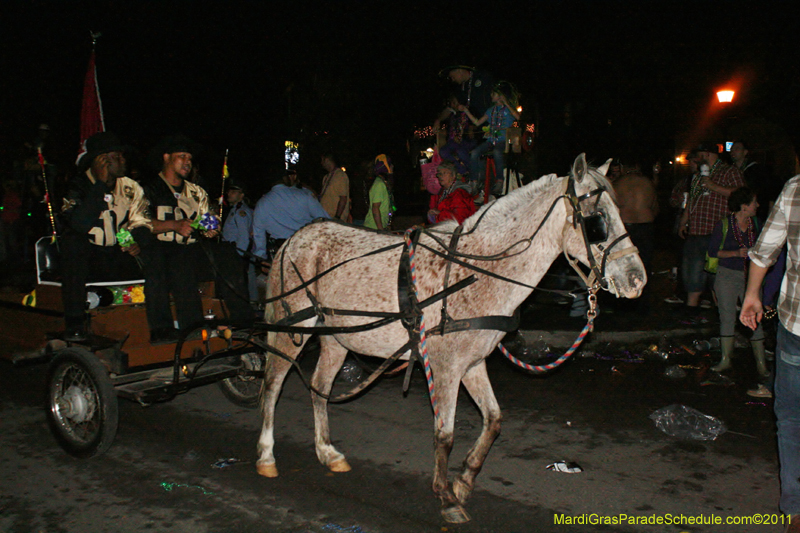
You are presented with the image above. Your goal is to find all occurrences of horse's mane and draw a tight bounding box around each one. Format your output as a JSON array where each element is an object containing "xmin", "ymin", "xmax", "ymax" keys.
[{"xmin": 458, "ymin": 173, "xmax": 562, "ymax": 234}]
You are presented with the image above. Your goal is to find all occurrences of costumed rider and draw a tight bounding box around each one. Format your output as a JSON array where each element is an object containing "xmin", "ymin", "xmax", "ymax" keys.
[
  {"xmin": 221, "ymin": 179, "xmax": 258, "ymax": 303},
  {"xmin": 138, "ymin": 135, "xmax": 253, "ymax": 344},
  {"xmin": 60, "ymin": 132, "xmax": 151, "ymax": 341}
]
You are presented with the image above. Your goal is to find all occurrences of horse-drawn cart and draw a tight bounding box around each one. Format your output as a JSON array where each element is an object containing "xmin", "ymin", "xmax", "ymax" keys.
[{"xmin": 0, "ymin": 237, "xmax": 264, "ymax": 458}]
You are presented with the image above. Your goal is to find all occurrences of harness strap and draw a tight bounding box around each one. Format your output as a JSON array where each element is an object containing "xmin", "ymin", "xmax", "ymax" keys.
[
  {"xmin": 267, "ymin": 275, "xmax": 478, "ymax": 333},
  {"xmin": 439, "ymin": 225, "xmax": 463, "ymax": 334},
  {"xmin": 428, "ymin": 308, "xmax": 520, "ymax": 335}
]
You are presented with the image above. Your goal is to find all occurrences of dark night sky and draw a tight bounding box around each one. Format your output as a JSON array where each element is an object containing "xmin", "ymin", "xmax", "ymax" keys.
[{"xmin": 3, "ymin": 0, "xmax": 799, "ymax": 189}]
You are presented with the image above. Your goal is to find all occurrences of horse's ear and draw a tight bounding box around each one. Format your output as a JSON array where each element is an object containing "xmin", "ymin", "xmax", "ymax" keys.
[
  {"xmin": 597, "ymin": 158, "xmax": 612, "ymax": 177},
  {"xmin": 571, "ymin": 153, "xmax": 588, "ymax": 183}
]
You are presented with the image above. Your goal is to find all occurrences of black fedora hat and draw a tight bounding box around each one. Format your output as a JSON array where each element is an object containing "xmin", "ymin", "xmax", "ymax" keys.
[
  {"xmin": 78, "ymin": 131, "xmax": 126, "ymax": 170},
  {"xmin": 438, "ymin": 64, "xmax": 476, "ymax": 77}
]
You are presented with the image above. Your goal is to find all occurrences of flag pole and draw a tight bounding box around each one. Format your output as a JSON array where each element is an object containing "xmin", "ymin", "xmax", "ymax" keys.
[
  {"xmin": 37, "ymin": 147, "xmax": 58, "ymax": 244},
  {"xmin": 218, "ymin": 149, "xmax": 229, "ymax": 218}
]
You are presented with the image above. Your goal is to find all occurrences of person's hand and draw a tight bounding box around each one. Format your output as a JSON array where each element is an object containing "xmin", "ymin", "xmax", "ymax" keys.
[
  {"xmin": 203, "ymin": 228, "xmax": 219, "ymax": 239},
  {"xmin": 122, "ymin": 242, "xmax": 141, "ymax": 257},
  {"xmin": 457, "ymin": 104, "xmax": 467, "ymax": 112},
  {"xmin": 737, "ymin": 247, "xmax": 749, "ymax": 258},
  {"xmin": 260, "ymin": 260, "xmax": 272, "ymax": 274},
  {"xmin": 740, "ymin": 294, "xmax": 764, "ymax": 331},
  {"xmin": 678, "ymin": 225, "xmax": 688, "ymax": 239},
  {"xmin": 173, "ymin": 219, "xmax": 193, "ymax": 238}
]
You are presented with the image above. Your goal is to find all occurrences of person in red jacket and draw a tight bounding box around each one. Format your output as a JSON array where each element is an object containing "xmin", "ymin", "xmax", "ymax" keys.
[{"xmin": 427, "ymin": 161, "xmax": 477, "ymax": 225}]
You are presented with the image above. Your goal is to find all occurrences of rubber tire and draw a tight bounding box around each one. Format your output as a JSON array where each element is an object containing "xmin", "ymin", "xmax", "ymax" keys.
[
  {"xmin": 217, "ymin": 353, "xmax": 263, "ymax": 408},
  {"xmin": 46, "ymin": 348, "xmax": 119, "ymax": 458}
]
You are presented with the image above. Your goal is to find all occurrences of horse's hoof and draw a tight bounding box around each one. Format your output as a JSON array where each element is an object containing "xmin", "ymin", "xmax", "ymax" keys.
[
  {"xmin": 256, "ymin": 462, "xmax": 279, "ymax": 478},
  {"xmin": 328, "ymin": 458, "xmax": 351, "ymax": 473},
  {"xmin": 441, "ymin": 504, "xmax": 471, "ymax": 524},
  {"xmin": 453, "ymin": 478, "xmax": 472, "ymax": 504}
]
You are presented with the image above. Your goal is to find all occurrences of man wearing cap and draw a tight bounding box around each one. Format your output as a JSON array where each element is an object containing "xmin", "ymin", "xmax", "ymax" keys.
[
  {"xmin": 222, "ymin": 181, "xmax": 257, "ymax": 302},
  {"xmin": 252, "ymin": 170, "xmax": 330, "ymax": 269},
  {"xmin": 60, "ymin": 132, "xmax": 151, "ymax": 341},
  {"xmin": 138, "ymin": 136, "xmax": 253, "ymax": 342},
  {"xmin": 319, "ymin": 152, "xmax": 350, "ymax": 221},
  {"xmin": 440, "ymin": 65, "xmax": 495, "ymax": 120},
  {"xmin": 677, "ymin": 142, "xmax": 745, "ymax": 319}
]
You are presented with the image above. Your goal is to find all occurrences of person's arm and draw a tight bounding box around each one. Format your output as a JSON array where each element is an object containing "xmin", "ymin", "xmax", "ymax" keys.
[
  {"xmin": 499, "ymin": 96, "xmax": 520, "ymax": 120},
  {"xmin": 335, "ymin": 196, "xmax": 347, "ymax": 220},
  {"xmin": 678, "ymin": 208, "xmax": 690, "ymax": 239},
  {"xmin": 371, "ymin": 202, "xmax": 384, "ymax": 230},
  {"xmin": 459, "ymin": 105, "xmax": 488, "ymax": 126},
  {"xmin": 151, "ymin": 218, "xmax": 193, "ymax": 238},
  {"xmin": 740, "ymin": 263, "xmax": 769, "ymax": 331},
  {"xmin": 703, "ymin": 167, "xmax": 745, "ymax": 197},
  {"xmin": 433, "ymin": 107, "xmax": 454, "ymax": 130}
]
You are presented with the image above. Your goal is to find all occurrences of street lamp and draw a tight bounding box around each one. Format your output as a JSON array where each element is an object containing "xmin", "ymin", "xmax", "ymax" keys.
[{"xmin": 716, "ymin": 90, "xmax": 735, "ymax": 103}]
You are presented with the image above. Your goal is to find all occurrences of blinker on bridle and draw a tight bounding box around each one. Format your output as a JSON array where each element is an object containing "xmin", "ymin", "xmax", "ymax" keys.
[{"xmin": 564, "ymin": 178, "xmax": 638, "ymax": 293}]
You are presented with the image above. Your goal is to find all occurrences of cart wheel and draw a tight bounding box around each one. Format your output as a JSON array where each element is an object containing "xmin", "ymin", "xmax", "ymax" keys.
[
  {"xmin": 218, "ymin": 352, "xmax": 264, "ymax": 408},
  {"xmin": 46, "ymin": 348, "xmax": 118, "ymax": 458}
]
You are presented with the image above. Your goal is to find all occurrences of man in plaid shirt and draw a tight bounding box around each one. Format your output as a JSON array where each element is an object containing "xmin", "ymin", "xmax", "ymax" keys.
[
  {"xmin": 678, "ymin": 143, "xmax": 745, "ymax": 317},
  {"xmin": 741, "ymin": 175, "xmax": 800, "ymax": 529}
]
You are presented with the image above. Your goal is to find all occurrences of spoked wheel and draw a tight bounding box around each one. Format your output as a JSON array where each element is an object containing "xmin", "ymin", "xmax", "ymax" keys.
[
  {"xmin": 217, "ymin": 352, "xmax": 264, "ymax": 408},
  {"xmin": 46, "ymin": 348, "xmax": 118, "ymax": 458}
]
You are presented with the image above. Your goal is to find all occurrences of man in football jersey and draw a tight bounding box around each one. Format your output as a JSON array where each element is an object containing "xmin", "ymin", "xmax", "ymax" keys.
[
  {"xmin": 60, "ymin": 132, "xmax": 151, "ymax": 341},
  {"xmin": 138, "ymin": 136, "xmax": 253, "ymax": 343}
]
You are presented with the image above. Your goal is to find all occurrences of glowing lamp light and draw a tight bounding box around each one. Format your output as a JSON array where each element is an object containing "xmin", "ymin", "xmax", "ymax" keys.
[
  {"xmin": 675, "ymin": 155, "xmax": 685, "ymax": 164},
  {"xmin": 517, "ymin": 106, "xmax": 523, "ymax": 113},
  {"xmin": 717, "ymin": 90, "xmax": 735, "ymax": 103}
]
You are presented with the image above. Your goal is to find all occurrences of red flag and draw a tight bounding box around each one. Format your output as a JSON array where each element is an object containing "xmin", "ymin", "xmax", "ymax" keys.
[{"xmin": 76, "ymin": 49, "xmax": 106, "ymax": 164}]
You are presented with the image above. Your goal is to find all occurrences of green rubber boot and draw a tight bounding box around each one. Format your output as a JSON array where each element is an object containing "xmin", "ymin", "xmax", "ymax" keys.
[
  {"xmin": 751, "ymin": 338, "xmax": 770, "ymax": 379},
  {"xmin": 712, "ymin": 336, "xmax": 734, "ymax": 372}
]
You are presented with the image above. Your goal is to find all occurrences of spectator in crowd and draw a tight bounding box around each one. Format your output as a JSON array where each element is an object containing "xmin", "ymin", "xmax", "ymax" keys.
[
  {"xmin": 319, "ymin": 153, "xmax": 350, "ymax": 222},
  {"xmin": 427, "ymin": 161, "xmax": 476, "ymax": 225},
  {"xmin": 730, "ymin": 140, "xmax": 781, "ymax": 221},
  {"xmin": 677, "ymin": 142, "xmax": 745, "ymax": 323},
  {"xmin": 364, "ymin": 155, "xmax": 393, "ymax": 231},
  {"xmin": 740, "ymin": 175, "xmax": 800, "ymax": 531},
  {"xmin": 706, "ymin": 187, "xmax": 765, "ymax": 374}
]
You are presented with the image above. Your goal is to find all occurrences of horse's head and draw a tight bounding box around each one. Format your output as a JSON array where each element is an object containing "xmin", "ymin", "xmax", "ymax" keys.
[{"xmin": 561, "ymin": 153, "xmax": 647, "ymax": 299}]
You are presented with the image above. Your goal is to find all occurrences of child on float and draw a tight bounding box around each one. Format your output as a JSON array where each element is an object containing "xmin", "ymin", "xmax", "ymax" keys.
[
  {"xmin": 460, "ymin": 81, "xmax": 520, "ymax": 195},
  {"xmin": 434, "ymin": 94, "xmax": 475, "ymax": 176}
]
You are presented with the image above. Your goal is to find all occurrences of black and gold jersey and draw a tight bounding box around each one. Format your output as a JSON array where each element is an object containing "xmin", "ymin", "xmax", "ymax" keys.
[
  {"xmin": 61, "ymin": 171, "xmax": 151, "ymax": 246},
  {"xmin": 144, "ymin": 173, "xmax": 210, "ymax": 244}
]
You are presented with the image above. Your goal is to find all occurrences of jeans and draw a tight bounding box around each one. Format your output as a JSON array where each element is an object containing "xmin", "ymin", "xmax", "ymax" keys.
[
  {"xmin": 681, "ymin": 234, "xmax": 711, "ymax": 294},
  {"xmin": 775, "ymin": 322, "xmax": 800, "ymax": 515},
  {"xmin": 469, "ymin": 140, "xmax": 505, "ymax": 186}
]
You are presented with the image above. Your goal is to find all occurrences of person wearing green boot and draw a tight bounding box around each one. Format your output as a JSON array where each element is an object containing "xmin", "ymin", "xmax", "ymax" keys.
[{"xmin": 706, "ymin": 187, "xmax": 765, "ymax": 374}]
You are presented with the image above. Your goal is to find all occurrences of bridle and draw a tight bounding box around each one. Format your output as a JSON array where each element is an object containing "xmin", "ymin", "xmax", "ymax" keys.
[{"xmin": 562, "ymin": 176, "xmax": 639, "ymax": 297}]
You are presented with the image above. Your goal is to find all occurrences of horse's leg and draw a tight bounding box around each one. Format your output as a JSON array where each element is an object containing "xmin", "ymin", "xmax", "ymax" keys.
[
  {"xmin": 256, "ymin": 331, "xmax": 307, "ymax": 478},
  {"xmin": 310, "ymin": 336, "xmax": 351, "ymax": 472},
  {"xmin": 430, "ymin": 367, "xmax": 471, "ymax": 523},
  {"xmin": 452, "ymin": 360, "xmax": 502, "ymax": 504}
]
